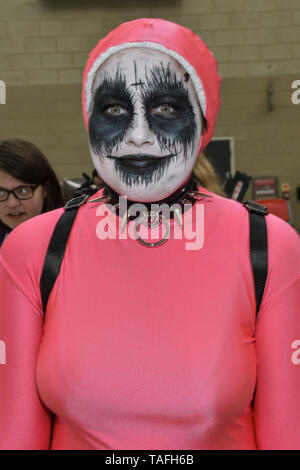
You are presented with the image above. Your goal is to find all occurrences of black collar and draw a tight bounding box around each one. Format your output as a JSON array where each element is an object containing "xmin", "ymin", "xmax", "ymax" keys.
[
  {"xmin": 87, "ymin": 175, "xmax": 212, "ymax": 245},
  {"xmin": 103, "ymin": 174, "xmax": 199, "ymax": 217}
]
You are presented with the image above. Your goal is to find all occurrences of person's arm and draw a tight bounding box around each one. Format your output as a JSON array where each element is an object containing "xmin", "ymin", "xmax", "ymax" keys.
[
  {"xmin": 0, "ymin": 257, "xmax": 53, "ymax": 449},
  {"xmin": 253, "ymin": 217, "xmax": 300, "ymax": 450}
]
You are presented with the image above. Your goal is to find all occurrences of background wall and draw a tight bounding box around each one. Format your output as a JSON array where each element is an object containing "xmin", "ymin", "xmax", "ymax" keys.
[{"xmin": 0, "ymin": 0, "xmax": 299, "ymax": 230}]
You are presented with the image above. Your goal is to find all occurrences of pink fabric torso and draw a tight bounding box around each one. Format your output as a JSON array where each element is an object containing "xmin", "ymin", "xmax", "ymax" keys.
[{"xmin": 0, "ymin": 187, "xmax": 299, "ymax": 449}]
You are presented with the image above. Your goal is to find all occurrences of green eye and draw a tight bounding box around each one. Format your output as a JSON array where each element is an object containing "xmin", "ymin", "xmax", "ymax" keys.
[
  {"xmin": 105, "ymin": 105, "xmax": 128, "ymax": 116},
  {"xmin": 153, "ymin": 104, "xmax": 176, "ymax": 115}
]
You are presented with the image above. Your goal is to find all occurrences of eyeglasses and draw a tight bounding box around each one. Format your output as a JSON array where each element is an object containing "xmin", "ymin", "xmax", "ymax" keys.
[{"xmin": 0, "ymin": 184, "xmax": 40, "ymax": 202}]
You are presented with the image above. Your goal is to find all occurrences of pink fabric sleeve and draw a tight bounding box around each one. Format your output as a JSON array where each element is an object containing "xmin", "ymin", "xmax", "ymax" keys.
[
  {"xmin": 0, "ymin": 258, "xmax": 53, "ymax": 449},
  {"xmin": 0, "ymin": 212, "xmax": 60, "ymax": 450},
  {"xmin": 253, "ymin": 216, "xmax": 300, "ymax": 449}
]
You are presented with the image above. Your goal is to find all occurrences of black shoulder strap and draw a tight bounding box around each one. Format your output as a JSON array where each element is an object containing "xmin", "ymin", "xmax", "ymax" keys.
[
  {"xmin": 243, "ymin": 200, "xmax": 268, "ymax": 315},
  {"xmin": 39, "ymin": 195, "xmax": 89, "ymax": 314},
  {"xmin": 40, "ymin": 196, "xmax": 269, "ymax": 317}
]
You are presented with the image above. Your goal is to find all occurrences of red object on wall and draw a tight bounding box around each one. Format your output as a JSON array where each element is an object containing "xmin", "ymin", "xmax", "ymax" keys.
[
  {"xmin": 281, "ymin": 183, "xmax": 291, "ymax": 200},
  {"xmin": 253, "ymin": 177, "xmax": 277, "ymax": 198},
  {"xmin": 256, "ymin": 198, "xmax": 292, "ymax": 224}
]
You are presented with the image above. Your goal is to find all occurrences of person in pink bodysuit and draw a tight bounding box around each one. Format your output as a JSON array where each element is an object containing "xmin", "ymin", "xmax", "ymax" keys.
[{"xmin": 0, "ymin": 19, "xmax": 300, "ymax": 450}]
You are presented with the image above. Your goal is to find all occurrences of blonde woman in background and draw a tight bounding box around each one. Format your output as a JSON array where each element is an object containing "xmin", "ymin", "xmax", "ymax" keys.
[{"xmin": 192, "ymin": 152, "xmax": 226, "ymax": 197}]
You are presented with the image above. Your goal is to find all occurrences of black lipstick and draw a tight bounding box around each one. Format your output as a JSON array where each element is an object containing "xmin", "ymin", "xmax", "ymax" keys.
[
  {"xmin": 107, "ymin": 153, "xmax": 175, "ymax": 170},
  {"xmin": 106, "ymin": 153, "xmax": 177, "ymax": 186}
]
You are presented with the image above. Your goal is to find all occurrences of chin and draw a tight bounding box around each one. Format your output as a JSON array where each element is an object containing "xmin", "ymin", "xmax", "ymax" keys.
[
  {"xmin": 126, "ymin": 189, "xmax": 169, "ymax": 203},
  {"xmin": 97, "ymin": 162, "xmax": 190, "ymax": 202},
  {"xmin": 114, "ymin": 180, "xmax": 182, "ymax": 202}
]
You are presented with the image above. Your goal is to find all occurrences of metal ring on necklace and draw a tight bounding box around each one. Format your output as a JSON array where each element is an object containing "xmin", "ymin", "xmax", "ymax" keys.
[{"xmin": 134, "ymin": 211, "xmax": 170, "ymax": 247}]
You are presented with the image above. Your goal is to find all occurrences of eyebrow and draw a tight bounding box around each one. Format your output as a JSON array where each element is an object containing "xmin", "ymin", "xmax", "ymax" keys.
[
  {"xmin": 93, "ymin": 68, "xmax": 134, "ymax": 105},
  {"xmin": 143, "ymin": 62, "xmax": 188, "ymax": 96},
  {"xmin": 92, "ymin": 62, "xmax": 190, "ymax": 111},
  {"xmin": 139, "ymin": 62, "xmax": 192, "ymax": 109}
]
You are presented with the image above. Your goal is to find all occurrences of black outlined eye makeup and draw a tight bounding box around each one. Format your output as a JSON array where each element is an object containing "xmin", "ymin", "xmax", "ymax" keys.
[{"xmin": 88, "ymin": 58, "xmax": 199, "ymax": 188}]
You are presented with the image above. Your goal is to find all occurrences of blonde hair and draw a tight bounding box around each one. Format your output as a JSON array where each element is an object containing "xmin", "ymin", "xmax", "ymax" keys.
[{"xmin": 192, "ymin": 152, "xmax": 226, "ymax": 197}]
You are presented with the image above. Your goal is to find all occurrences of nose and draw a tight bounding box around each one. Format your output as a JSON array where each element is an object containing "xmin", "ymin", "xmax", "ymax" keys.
[
  {"xmin": 124, "ymin": 111, "xmax": 154, "ymax": 147},
  {"xmin": 6, "ymin": 192, "xmax": 22, "ymax": 208}
]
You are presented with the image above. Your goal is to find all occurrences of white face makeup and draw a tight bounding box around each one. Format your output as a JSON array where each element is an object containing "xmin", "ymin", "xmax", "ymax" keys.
[{"xmin": 88, "ymin": 48, "xmax": 202, "ymax": 202}]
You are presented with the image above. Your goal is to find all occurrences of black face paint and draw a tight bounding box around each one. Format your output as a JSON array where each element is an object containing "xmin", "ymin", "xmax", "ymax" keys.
[
  {"xmin": 89, "ymin": 68, "xmax": 135, "ymax": 157},
  {"xmin": 130, "ymin": 61, "xmax": 145, "ymax": 89},
  {"xmin": 141, "ymin": 63, "xmax": 196, "ymax": 161},
  {"xmin": 88, "ymin": 61, "xmax": 198, "ymax": 188},
  {"xmin": 106, "ymin": 153, "xmax": 178, "ymax": 187}
]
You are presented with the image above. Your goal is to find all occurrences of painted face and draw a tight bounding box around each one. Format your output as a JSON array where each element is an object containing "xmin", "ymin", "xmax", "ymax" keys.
[
  {"xmin": 0, "ymin": 170, "xmax": 47, "ymax": 229},
  {"xmin": 88, "ymin": 48, "xmax": 202, "ymax": 202}
]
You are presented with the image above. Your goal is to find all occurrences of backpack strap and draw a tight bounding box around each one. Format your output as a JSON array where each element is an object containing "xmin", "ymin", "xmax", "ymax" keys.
[
  {"xmin": 243, "ymin": 200, "xmax": 269, "ymax": 315},
  {"xmin": 40, "ymin": 196, "xmax": 269, "ymax": 317},
  {"xmin": 40, "ymin": 195, "xmax": 89, "ymax": 314}
]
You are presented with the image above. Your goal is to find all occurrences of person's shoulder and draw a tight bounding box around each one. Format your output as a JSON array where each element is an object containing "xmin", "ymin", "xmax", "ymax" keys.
[
  {"xmin": 3, "ymin": 207, "xmax": 64, "ymax": 246},
  {"xmin": 196, "ymin": 186, "xmax": 250, "ymax": 225},
  {"xmin": 205, "ymin": 188, "xmax": 299, "ymax": 256},
  {"xmin": 197, "ymin": 186, "xmax": 299, "ymax": 252},
  {"xmin": 265, "ymin": 212, "xmax": 300, "ymax": 273},
  {"xmin": 196, "ymin": 185, "xmax": 245, "ymax": 209},
  {"xmin": 265, "ymin": 210, "xmax": 299, "ymax": 245},
  {"xmin": 0, "ymin": 207, "xmax": 65, "ymax": 273},
  {"xmin": 254, "ymin": 211, "xmax": 299, "ymax": 306}
]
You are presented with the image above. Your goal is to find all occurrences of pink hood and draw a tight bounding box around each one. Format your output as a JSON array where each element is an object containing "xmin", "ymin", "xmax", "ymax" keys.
[{"xmin": 82, "ymin": 18, "xmax": 222, "ymax": 153}]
